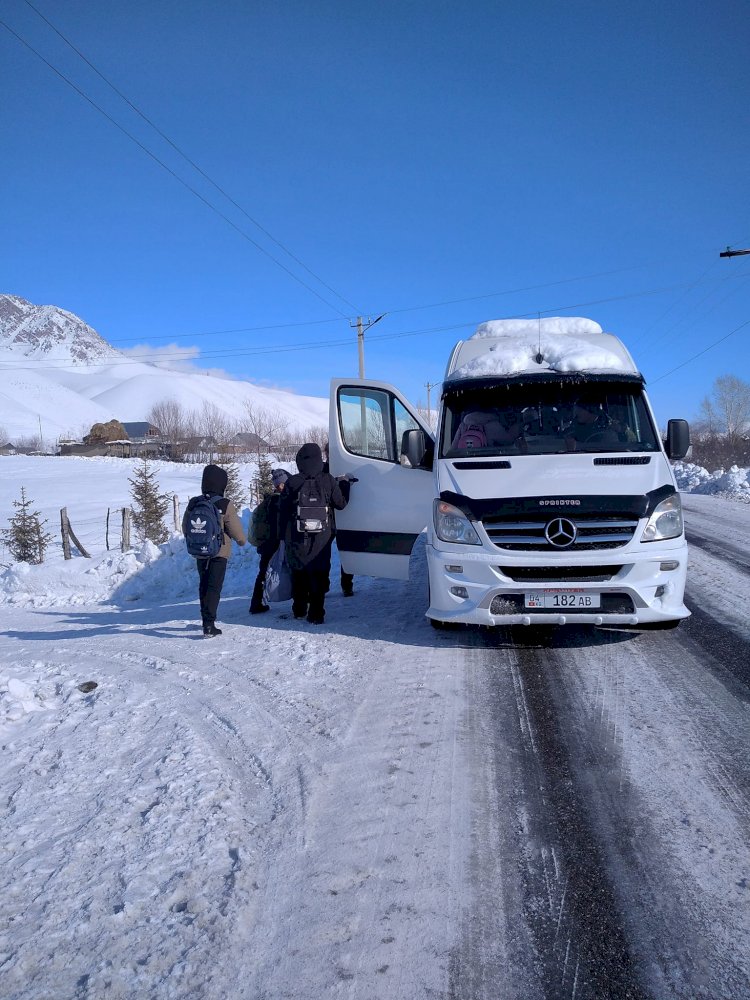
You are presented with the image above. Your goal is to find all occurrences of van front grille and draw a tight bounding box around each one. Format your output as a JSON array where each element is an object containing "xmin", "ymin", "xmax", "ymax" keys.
[
  {"xmin": 500, "ymin": 565, "xmax": 623, "ymax": 582},
  {"xmin": 483, "ymin": 516, "xmax": 639, "ymax": 551}
]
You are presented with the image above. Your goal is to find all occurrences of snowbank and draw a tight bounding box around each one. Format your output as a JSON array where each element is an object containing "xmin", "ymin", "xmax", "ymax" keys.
[{"xmin": 673, "ymin": 461, "xmax": 750, "ymax": 502}]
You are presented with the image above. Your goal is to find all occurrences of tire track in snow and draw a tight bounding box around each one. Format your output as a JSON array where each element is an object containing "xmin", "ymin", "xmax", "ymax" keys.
[
  {"xmin": 495, "ymin": 629, "xmax": 650, "ymax": 1000},
  {"xmin": 523, "ymin": 626, "xmax": 750, "ymax": 999}
]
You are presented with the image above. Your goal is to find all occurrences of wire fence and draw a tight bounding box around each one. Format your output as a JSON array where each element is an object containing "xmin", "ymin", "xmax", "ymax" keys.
[{"xmin": 0, "ymin": 502, "xmax": 182, "ymax": 566}]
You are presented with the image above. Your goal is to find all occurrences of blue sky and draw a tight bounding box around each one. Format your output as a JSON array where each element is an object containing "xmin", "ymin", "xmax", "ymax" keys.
[{"xmin": 2, "ymin": 0, "xmax": 748, "ymax": 426}]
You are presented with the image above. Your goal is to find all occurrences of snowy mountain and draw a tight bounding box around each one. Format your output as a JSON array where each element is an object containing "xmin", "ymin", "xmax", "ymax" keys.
[
  {"xmin": 0, "ymin": 295, "xmax": 328, "ymax": 444},
  {"xmin": 0, "ymin": 294, "xmax": 123, "ymax": 366}
]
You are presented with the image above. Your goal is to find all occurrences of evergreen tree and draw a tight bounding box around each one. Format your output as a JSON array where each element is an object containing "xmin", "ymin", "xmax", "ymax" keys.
[
  {"xmin": 128, "ymin": 457, "xmax": 170, "ymax": 544},
  {"xmin": 214, "ymin": 444, "xmax": 247, "ymax": 512},
  {"xmin": 2, "ymin": 487, "xmax": 53, "ymax": 564},
  {"xmin": 222, "ymin": 460, "xmax": 247, "ymax": 513},
  {"xmin": 251, "ymin": 455, "xmax": 274, "ymax": 506}
]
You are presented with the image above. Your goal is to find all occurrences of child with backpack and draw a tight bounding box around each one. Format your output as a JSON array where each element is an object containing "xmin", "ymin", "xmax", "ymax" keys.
[
  {"xmin": 182, "ymin": 464, "xmax": 246, "ymax": 636},
  {"xmin": 278, "ymin": 443, "xmax": 349, "ymax": 625},
  {"xmin": 248, "ymin": 468, "xmax": 289, "ymax": 614}
]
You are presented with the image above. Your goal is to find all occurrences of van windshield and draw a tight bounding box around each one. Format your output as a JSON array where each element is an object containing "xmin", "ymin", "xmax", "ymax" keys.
[{"xmin": 441, "ymin": 381, "xmax": 660, "ymax": 458}]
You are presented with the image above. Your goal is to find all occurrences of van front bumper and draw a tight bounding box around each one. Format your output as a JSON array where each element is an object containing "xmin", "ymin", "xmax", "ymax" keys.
[{"xmin": 425, "ymin": 539, "xmax": 690, "ymax": 627}]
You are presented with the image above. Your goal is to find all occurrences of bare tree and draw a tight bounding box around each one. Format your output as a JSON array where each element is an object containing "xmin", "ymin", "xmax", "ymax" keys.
[
  {"xmin": 415, "ymin": 399, "xmax": 437, "ymax": 432},
  {"xmin": 147, "ymin": 398, "xmax": 188, "ymax": 460},
  {"xmin": 240, "ymin": 402, "xmax": 286, "ymax": 464},
  {"xmin": 13, "ymin": 434, "xmax": 43, "ymax": 454},
  {"xmin": 710, "ymin": 375, "xmax": 750, "ymax": 445},
  {"xmin": 302, "ymin": 423, "xmax": 328, "ymax": 449},
  {"xmin": 694, "ymin": 374, "xmax": 750, "ymax": 468},
  {"xmin": 198, "ymin": 402, "xmax": 236, "ymax": 463},
  {"xmin": 273, "ymin": 422, "xmax": 327, "ymax": 460}
]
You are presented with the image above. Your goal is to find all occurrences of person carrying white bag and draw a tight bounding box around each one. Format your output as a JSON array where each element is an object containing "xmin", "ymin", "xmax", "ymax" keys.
[{"xmin": 263, "ymin": 540, "xmax": 293, "ymax": 604}]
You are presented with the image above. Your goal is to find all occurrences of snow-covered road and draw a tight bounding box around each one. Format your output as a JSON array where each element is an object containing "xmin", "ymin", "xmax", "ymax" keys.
[{"xmin": 1, "ymin": 465, "xmax": 749, "ymax": 999}]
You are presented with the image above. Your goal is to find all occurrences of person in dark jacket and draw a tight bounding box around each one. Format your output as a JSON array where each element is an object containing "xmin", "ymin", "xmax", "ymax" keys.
[
  {"xmin": 249, "ymin": 467, "xmax": 289, "ymax": 614},
  {"xmin": 279, "ymin": 443, "xmax": 348, "ymax": 625},
  {"xmin": 182, "ymin": 464, "xmax": 246, "ymax": 637}
]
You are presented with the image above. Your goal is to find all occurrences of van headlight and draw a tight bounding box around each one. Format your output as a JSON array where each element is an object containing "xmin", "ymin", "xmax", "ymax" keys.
[
  {"xmin": 641, "ymin": 492, "xmax": 683, "ymax": 542},
  {"xmin": 434, "ymin": 499, "xmax": 481, "ymax": 545}
]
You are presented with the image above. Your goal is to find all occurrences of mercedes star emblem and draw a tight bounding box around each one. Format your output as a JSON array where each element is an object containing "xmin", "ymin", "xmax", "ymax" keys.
[{"xmin": 545, "ymin": 517, "xmax": 577, "ymax": 547}]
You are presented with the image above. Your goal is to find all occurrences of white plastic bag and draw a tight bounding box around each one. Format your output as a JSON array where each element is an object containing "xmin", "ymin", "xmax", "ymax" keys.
[{"xmin": 263, "ymin": 541, "xmax": 292, "ymax": 603}]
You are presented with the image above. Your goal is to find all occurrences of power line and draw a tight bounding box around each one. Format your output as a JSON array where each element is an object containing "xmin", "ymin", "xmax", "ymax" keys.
[
  {"xmin": 381, "ymin": 262, "xmax": 665, "ymax": 316},
  {"xmin": 19, "ymin": 266, "xmax": 742, "ymax": 359},
  {"xmin": 0, "ymin": 15, "xmax": 355, "ymax": 318},
  {"xmin": 3, "ymin": 273, "xmax": 748, "ymax": 371},
  {"xmin": 111, "ymin": 266, "xmax": 731, "ymax": 345},
  {"xmin": 109, "ymin": 316, "xmax": 344, "ymax": 345},
  {"xmin": 649, "ymin": 318, "xmax": 750, "ymax": 385},
  {"xmin": 20, "ymin": 0, "xmax": 361, "ymax": 316}
]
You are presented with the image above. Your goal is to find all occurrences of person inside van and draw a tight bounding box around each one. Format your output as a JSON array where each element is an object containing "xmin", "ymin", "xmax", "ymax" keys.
[
  {"xmin": 451, "ymin": 408, "xmax": 525, "ymax": 451},
  {"xmin": 564, "ymin": 401, "xmax": 619, "ymax": 450}
]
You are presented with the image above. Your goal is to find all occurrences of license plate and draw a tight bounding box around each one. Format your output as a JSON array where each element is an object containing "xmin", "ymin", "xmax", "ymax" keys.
[{"xmin": 525, "ymin": 590, "xmax": 601, "ymax": 609}]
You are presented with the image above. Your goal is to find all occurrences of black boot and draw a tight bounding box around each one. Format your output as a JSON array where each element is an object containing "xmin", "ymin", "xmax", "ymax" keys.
[
  {"xmin": 203, "ymin": 623, "xmax": 222, "ymax": 637},
  {"xmin": 250, "ymin": 577, "xmax": 269, "ymax": 614}
]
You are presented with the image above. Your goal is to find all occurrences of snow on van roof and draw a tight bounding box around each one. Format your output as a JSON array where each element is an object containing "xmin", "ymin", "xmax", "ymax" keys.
[
  {"xmin": 447, "ymin": 316, "xmax": 639, "ymax": 381},
  {"xmin": 470, "ymin": 317, "xmax": 603, "ymax": 338}
]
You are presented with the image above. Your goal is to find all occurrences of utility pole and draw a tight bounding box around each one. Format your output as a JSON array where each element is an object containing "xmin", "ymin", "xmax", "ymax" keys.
[
  {"xmin": 719, "ymin": 246, "xmax": 750, "ymax": 258},
  {"xmin": 350, "ymin": 314, "xmax": 386, "ymax": 377},
  {"xmin": 425, "ymin": 381, "xmax": 437, "ymax": 423}
]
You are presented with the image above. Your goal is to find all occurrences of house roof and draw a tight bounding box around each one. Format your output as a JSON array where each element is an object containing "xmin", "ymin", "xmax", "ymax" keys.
[
  {"xmin": 121, "ymin": 422, "xmax": 160, "ymax": 437},
  {"xmin": 233, "ymin": 432, "xmax": 268, "ymax": 447}
]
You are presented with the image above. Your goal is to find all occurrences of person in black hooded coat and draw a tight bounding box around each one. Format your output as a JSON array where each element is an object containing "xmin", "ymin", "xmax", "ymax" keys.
[{"xmin": 278, "ymin": 443, "xmax": 348, "ymax": 625}]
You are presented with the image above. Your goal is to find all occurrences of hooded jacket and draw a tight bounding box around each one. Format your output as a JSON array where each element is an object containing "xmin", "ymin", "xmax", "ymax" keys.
[
  {"xmin": 182, "ymin": 464, "xmax": 246, "ymax": 560},
  {"xmin": 279, "ymin": 444, "xmax": 347, "ymax": 568}
]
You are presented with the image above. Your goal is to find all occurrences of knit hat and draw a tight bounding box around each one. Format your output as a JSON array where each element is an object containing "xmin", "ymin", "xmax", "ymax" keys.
[{"xmin": 271, "ymin": 468, "xmax": 289, "ymax": 487}]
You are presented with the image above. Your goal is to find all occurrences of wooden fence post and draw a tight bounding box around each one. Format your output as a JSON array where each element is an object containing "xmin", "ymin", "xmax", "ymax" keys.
[
  {"xmin": 60, "ymin": 507, "xmax": 90, "ymax": 558},
  {"xmin": 60, "ymin": 507, "xmax": 72, "ymax": 560},
  {"xmin": 173, "ymin": 495, "xmax": 180, "ymax": 532},
  {"xmin": 121, "ymin": 508, "xmax": 131, "ymax": 552}
]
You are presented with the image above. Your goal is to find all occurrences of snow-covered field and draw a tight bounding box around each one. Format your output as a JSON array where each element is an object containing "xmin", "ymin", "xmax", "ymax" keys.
[{"xmin": 1, "ymin": 456, "xmax": 749, "ymax": 999}]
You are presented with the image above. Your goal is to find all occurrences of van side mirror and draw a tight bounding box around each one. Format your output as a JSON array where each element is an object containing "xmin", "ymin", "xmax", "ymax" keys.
[
  {"xmin": 401, "ymin": 428, "xmax": 434, "ymax": 470},
  {"xmin": 665, "ymin": 419, "xmax": 690, "ymax": 461}
]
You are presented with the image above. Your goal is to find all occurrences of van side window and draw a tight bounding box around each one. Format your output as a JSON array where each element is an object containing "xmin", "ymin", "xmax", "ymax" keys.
[
  {"xmin": 394, "ymin": 399, "xmax": 420, "ymax": 459},
  {"xmin": 338, "ymin": 388, "xmax": 395, "ymax": 461}
]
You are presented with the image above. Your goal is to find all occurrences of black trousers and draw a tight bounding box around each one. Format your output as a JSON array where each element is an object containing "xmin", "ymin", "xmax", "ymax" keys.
[
  {"xmin": 291, "ymin": 568, "xmax": 329, "ymax": 619},
  {"xmin": 196, "ymin": 556, "xmax": 227, "ymax": 627}
]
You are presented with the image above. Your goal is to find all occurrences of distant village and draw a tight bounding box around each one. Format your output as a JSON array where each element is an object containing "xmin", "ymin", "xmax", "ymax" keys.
[{"xmin": 1, "ymin": 412, "xmax": 327, "ymax": 464}]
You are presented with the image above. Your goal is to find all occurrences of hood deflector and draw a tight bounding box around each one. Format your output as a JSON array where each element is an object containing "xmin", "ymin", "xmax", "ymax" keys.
[{"xmin": 441, "ymin": 484, "xmax": 675, "ymax": 522}]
